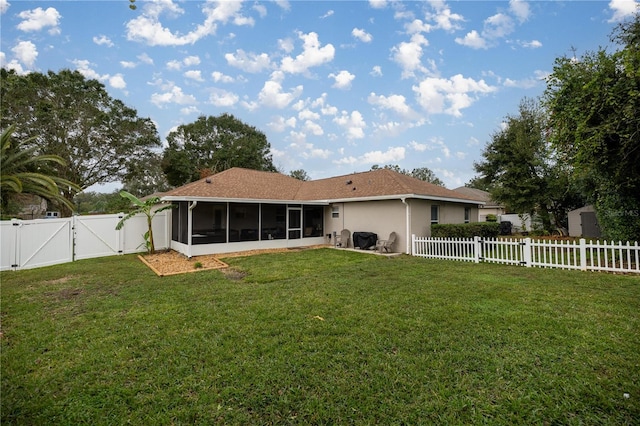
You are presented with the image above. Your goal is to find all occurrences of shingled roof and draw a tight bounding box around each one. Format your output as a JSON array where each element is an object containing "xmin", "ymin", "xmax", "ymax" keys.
[{"xmin": 161, "ymin": 167, "xmax": 484, "ymax": 204}]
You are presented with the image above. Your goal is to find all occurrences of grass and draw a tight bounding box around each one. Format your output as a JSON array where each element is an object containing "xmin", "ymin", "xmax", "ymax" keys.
[{"xmin": 2, "ymin": 248, "xmax": 639, "ymax": 425}]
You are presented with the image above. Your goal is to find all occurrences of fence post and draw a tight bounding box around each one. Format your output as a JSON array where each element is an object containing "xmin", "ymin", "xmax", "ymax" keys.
[
  {"xmin": 522, "ymin": 237, "xmax": 532, "ymax": 267},
  {"xmin": 579, "ymin": 238, "xmax": 587, "ymax": 271},
  {"xmin": 411, "ymin": 234, "xmax": 416, "ymax": 256},
  {"xmin": 474, "ymin": 236, "xmax": 481, "ymax": 263}
]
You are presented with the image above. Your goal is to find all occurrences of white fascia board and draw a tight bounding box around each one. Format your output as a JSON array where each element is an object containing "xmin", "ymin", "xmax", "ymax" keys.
[
  {"xmin": 322, "ymin": 194, "xmax": 485, "ymax": 205},
  {"xmin": 160, "ymin": 196, "xmax": 329, "ymax": 205}
]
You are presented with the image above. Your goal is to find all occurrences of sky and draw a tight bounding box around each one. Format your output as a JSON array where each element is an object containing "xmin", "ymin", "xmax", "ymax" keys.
[{"xmin": 1, "ymin": 0, "xmax": 638, "ymax": 193}]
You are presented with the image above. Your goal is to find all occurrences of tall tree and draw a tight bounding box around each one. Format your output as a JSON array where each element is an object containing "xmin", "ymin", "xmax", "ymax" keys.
[
  {"xmin": 544, "ymin": 15, "xmax": 640, "ymax": 240},
  {"xmin": 290, "ymin": 169, "xmax": 310, "ymax": 181},
  {"xmin": 0, "ymin": 69, "xmax": 161, "ymax": 216},
  {"xmin": 162, "ymin": 114, "xmax": 276, "ymax": 187},
  {"xmin": 473, "ymin": 98, "xmax": 583, "ymax": 232},
  {"xmin": 1, "ymin": 124, "xmax": 80, "ymax": 216},
  {"xmin": 370, "ymin": 164, "xmax": 445, "ymax": 186}
]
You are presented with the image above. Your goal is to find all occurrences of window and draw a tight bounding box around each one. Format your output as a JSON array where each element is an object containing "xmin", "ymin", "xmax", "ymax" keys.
[
  {"xmin": 261, "ymin": 204, "xmax": 286, "ymax": 240},
  {"xmin": 464, "ymin": 207, "xmax": 471, "ymax": 223},
  {"xmin": 229, "ymin": 203, "xmax": 259, "ymax": 242},
  {"xmin": 431, "ymin": 205, "xmax": 439, "ymax": 224},
  {"xmin": 303, "ymin": 205, "xmax": 324, "ymax": 237},
  {"xmin": 331, "ymin": 206, "xmax": 339, "ymax": 218}
]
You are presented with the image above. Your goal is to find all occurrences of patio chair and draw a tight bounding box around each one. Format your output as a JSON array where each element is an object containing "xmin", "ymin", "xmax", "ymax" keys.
[
  {"xmin": 376, "ymin": 232, "xmax": 397, "ymax": 253},
  {"xmin": 335, "ymin": 229, "xmax": 351, "ymax": 248}
]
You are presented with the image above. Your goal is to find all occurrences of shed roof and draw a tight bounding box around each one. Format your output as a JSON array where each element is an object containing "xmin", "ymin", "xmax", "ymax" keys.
[{"xmin": 161, "ymin": 167, "xmax": 484, "ymax": 204}]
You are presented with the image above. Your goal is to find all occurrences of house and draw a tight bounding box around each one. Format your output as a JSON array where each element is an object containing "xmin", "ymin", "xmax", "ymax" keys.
[
  {"xmin": 568, "ymin": 205, "xmax": 602, "ymax": 238},
  {"xmin": 452, "ymin": 187, "xmax": 505, "ymax": 221},
  {"xmin": 160, "ymin": 168, "xmax": 485, "ymax": 257}
]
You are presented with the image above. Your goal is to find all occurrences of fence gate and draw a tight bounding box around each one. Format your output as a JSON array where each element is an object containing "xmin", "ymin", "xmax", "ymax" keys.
[
  {"xmin": 73, "ymin": 214, "xmax": 125, "ymax": 261},
  {"xmin": 0, "ymin": 218, "xmax": 73, "ymax": 271}
]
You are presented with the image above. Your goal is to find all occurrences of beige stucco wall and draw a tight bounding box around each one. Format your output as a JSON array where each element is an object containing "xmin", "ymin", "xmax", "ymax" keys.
[
  {"xmin": 324, "ymin": 198, "xmax": 480, "ymax": 253},
  {"xmin": 325, "ymin": 199, "xmax": 408, "ymax": 252}
]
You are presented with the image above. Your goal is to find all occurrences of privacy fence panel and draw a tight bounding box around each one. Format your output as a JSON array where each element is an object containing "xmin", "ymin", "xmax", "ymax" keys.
[
  {"xmin": 1, "ymin": 212, "xmax": 169, "ymax": 271},
  {"xmin": 74, "ymin": 214, "xmax": 125, "ymax": 261},
  {"xmin": 1, "ymin": 218, "xmax": 73, "ymax": 271},
  {"xmin": 412, "ymin": 235, "xmax": 640, "ymax": 274}
]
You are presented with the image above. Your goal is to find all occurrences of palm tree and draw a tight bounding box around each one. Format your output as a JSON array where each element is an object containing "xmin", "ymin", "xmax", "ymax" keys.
[
  {"xmin": 115, "ymin": 190, "xmax": 174, "ymax": 254},
  {"xmin": 1, "ymin": 124, "xmax": 80, "ymax": 216}
]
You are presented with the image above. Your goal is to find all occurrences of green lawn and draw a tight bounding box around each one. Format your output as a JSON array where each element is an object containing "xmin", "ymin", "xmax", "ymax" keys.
[{"xmin": 2, "ymin": 248, "xmax": 639, "ymax": 425}]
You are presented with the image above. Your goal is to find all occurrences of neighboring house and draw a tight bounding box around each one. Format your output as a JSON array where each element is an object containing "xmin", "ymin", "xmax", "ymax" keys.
[
  {"xmin": 10, "ymin": 194, "xmax": 48, "ymax": 220},
  {"xmin": 568, "ymin": 205, "xmax": 602, "ymax": 238},
  {"xmin": 452, "ymin": 187, "xmax": 505, "ymax": 221},
  {"xmin": 160, "ymin": 168, "xmax": 485, "ymax": 257}
]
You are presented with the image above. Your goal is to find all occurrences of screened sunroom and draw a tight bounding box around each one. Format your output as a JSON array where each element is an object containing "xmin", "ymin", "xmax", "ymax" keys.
[{"xmin": 169, "ymin": 200, "xmax": 326, "ymax": 257}]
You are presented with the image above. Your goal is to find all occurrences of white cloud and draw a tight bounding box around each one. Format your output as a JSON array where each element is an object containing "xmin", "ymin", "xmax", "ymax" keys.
[
  {"xmin": 121, "ymin": 61, "xmax": 137, "ymax": 69},
  {"xmin": 278, "ymin": 38, "xmax": 294, "ymax": 53},
  {"xmin": 391, "ymin": 33, "xmax": 429, "ymax": 78},
  {"xmin": 166, "ymin": 60, "xmax": 182, "ymax": 71},
  {"xmin": 425, "ymin": 1, "xmax": 465, "ymax": 32},
  {"xmin": 509, "ymin": 0, "xmax": 531, "ymax": 23},
  {"xmin": 608, "ymin": 0, "xmax": 639, "ymax": 22},
  {"xmin": 0, "ymin": 52, "xmax": 26, "ymax": 75},
  {"xmin": 167, "ymin": 55, "xmax": 201, "ymax": 71},
  {"xmin": 209, "ymin": 89, "xmax": 239, "ymax": 107},
  {"xmin": 275, "ymin": 0, "xmax": 290, "ymax": 11},
  {"xmin": 519, "ymin": 39, "xmax": 542, "ymax": 49},
  {"xmin": 183, "ymin": 55, "xmax": 201, "ymax": 66},
  {"xmin": 299, "ymin": 109, "xmax": 320, "ymax": 121},
  {"xmin": 93, "ymin": 35, "xmax": 114, "ymax": 47},
  {"xmin": 321, "ymin": 10, "xmax": 334, "ymax": 19},
  {"xmin": 17, "ymin": 7, "xmax": 60, "ymax": 34},
  {"xmin": 253, "ymin": 4, "xmax": 267, "ymax": 18},
  {"xmin": 150, "ymin": 84, "xmax": 197, "ymax": 107},
  {"xmin": 370, "ymin": 65, "xmax": 383, "ymax": 77},
  {"xmin": 455, "ymin": 30, "xmax": 488, "ymax": 49},
  {"xmin": 409, "ymin": 141, "xmax": 428, "ymax": 152},
  {"xmin": 333, "ymin": 110, "xmax": 366, "ymax": 140},
  {"xmin": 0, "ymin": 0, "xmax": 9, "ymax": 14},
  {"xmin": 225, "ymin": 49, "xmax": 272, "ymax": 73},
  {"xmin": 352, "ymin": 28, "xmax": 373, "ymax": 43},
  {"xmin": 138, "ymin": 53, "xmax": 154, "ymax": 65},
  {"xmin": 268, "ymin": 115, "xmax": 297, "ymax": 132},
  {"xmin": 72, "ymin": 59, "xmax": 128, "ymax": 91},
  {"xmin": 280, "ymin": 31, "xmax": 335, "ymax": 75},
  {"xmin": 413, "ymin": 74, "xmax": 497, "ymax": 117},
  {"xmin": 180, "ymin": 106, "xmax": 200, "ymax": 115},
  {"xmin": 303, "ymin": 120, "xmax": 324, "ymax": 136},
  {"xmin": 334, "ymin": 146, "xmax": 405, "ymax": 166},
  {"xmin": 126, "ymin": 0, "xmax": 253, "ymax": 46},
  {"xmin": 12, "ymin": 40, "xmax": 38, "ymax": 68},
  {"xmin": 329, "ymin": 70, "xmax": 355, "ymax": 89},
  {"xmin": 483, "ymin": 13, "xmax": 515, "ymax": 39},
  {"xmin": 456, "ymin": 3, "xmax": 532, "ymax": 49},
  {"xmin": 258, "ymin": 79, "xmax": 303, "ymax": 109},
  {"xmin": 211, "ymin": 71, "xmax": 234, "ymax": 83},
  {"xmin": 369, "ymin": 0, "xmax": 387, "ymax": 9},
  {"xmin": 184, "ymin": 70, "xmax": 204, "ymax": 82},
  {"xmin": 109, "ymin": 74, "xmax": 127, "ymax": 90},
  {"xmin": 368, "ymin": 92, "xmax": 415, "ymax": 118}
]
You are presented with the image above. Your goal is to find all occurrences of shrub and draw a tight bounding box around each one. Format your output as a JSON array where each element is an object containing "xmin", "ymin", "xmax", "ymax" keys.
[
  {"xmin": 485, "ymin": 214, "xmax": 497, "ymax": 222},
  {"xmin": 431, "ymin": 222, "xmax": 500, "ymax": 238}
]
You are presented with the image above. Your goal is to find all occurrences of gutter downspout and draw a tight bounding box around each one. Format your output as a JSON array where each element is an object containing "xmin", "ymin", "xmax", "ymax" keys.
[
  {"xmin": 187, "ymin": 201, "xmax": 198, "ymax": 258},
  {"xmin": 401, "ymin": 198, "xmax": 410, "ymax": 254}
]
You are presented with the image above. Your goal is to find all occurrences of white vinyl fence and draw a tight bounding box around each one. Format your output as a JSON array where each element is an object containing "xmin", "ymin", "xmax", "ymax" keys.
[
  {"xmin": 1, "ymin": 212, "xmax": 169, "ymax": 271},
  {"xmin": 412, "ymin": 235, "xmax": 640, "ymax": 274}
]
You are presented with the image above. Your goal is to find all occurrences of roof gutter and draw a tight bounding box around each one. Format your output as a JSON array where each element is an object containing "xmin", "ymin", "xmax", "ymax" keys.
[{"xmin": 161, "ymin": 196, "xmax": 329, "ymax": 205}]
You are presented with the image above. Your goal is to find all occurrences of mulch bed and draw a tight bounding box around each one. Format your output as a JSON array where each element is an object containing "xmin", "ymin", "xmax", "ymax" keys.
[{"xmin": 139, "ymin": 245, "xmax": 327, "ymax": 276}]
